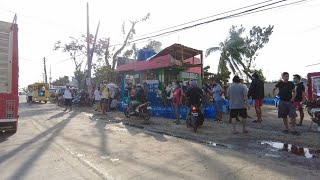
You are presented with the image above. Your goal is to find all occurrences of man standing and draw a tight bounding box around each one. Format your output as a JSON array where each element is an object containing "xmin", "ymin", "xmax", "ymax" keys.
[
  {"xmin": 63, "ymin": 84, "xmax": 73, "ymax": 112},
  {"xmin": 212, "ymin": 79, "xmax": 224, "ymax": 121},
  {"xmin": 100, "ymin": 81, "xmax": 109, "ymax": 115},
  {"xmin": 27, "ymin": 87, "xmax": 33, "ymax": 103},
  {"xmin": 227, "ymin": 76, "xmax": 250, "ymax": 134},
  {"xmin": 293, "ymin": 74, "xmax": 305, "ymax": 126},
  {"xmin": 248, "ymin": 72, "xmax": 265, "ymax": 123},
  {"xmin": 273, "ymin": 72, "xmax": 300, "ymax": 135}
]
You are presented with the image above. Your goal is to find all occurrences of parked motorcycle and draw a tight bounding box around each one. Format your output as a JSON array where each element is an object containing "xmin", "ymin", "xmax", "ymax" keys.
[
  {"xmin": 186, "ymin": 105, "xmax": 204, "ymax": 132},
  {"xmin": 306, "ymin": 98, "xmax": 320, "ymax": 129},
  {"xmin": 72, "ymin": 90, "xmax": 93, "ymax": 107},
  {"xmin": 57, "ymin": 95, "xmax": 64, "ymax": 107},
  {"xmin": 124, "ymin": 102, "xmax": 152, "ymax": 120}
]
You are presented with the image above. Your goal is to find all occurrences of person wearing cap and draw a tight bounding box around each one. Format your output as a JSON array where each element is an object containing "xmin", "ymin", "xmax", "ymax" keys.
[
  {"xmin": 227, "ymin": 75, "xmax": 250, "ymax": 134},
  {"xmin": 248, "ymin": 72, "xmax": 265, "ymax": 123}
]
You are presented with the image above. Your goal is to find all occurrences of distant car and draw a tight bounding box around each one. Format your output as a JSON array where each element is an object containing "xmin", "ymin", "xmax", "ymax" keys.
[{"xmin": 18, "ymin": 90, "xmax": 25, "ymax": 95}]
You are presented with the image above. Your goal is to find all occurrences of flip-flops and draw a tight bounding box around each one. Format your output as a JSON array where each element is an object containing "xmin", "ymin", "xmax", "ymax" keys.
[
  {"xmin": 282, "ymin": 130, "xmax": 289, "ymax": 134},
  {"xmin": 291, "ymin": 131, "xmax": 301, "ymax": 136},
  {"xmin": 252, "ymin": 120, "xmax": 262, "ymax": 123}
]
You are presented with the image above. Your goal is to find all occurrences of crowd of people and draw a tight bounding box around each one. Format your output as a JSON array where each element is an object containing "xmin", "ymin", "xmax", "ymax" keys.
[{"xmin": 59, "ymin": 71, "xmax": 307, "ymax": 136}]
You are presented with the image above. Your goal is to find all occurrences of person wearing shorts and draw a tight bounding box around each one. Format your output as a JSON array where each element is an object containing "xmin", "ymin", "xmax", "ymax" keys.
[
  {"xmin": 227, "ymin": 76, "xmax": 250, "ymax": 134},
  {"xmin": 293, "ymin": 74, "xmax": 305, "ymax": 126},
  {"xmin": 273, "ymin": 72, "xmax": 300, "ymax": 136},
  {"xmin": 63, "ymin": 85, "xmax": 73, "ymax": 112},
  {"xmin": 248, "ymin": 72, "xmax": 265, "ymax": 123}
]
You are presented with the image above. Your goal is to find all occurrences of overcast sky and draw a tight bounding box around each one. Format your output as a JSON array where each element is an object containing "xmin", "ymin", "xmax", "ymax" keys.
[{"xmin": 1, "ymin": 0, "xmax": 320, "ymax": 87}]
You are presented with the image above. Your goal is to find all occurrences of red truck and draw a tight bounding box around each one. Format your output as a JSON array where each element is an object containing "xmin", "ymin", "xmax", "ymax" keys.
[{"xmin": 0, "ymin": 15, "xmax": 19, "ymax": 135}]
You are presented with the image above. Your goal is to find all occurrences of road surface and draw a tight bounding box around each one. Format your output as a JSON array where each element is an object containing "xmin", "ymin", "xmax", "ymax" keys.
[{"xmin": 0, "ymin": 95, "xmax": 319, "ymax": 180}]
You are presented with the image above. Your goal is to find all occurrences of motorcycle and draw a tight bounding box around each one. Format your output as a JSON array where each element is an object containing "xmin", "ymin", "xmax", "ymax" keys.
[
  {"xmin": 124, "ymin": 101, "xmax": 152, "ymax": 120},
  {"xmin": 305, "ymin": 98, "xmax": 320, "ymax": 130},
  {"xmin": 57, "ymin": 95, "xmax": 64, "ymax": 107},
  {"xmin": 72, "ymin": 91, "xmax": 93, "ymax": 107},
  {"xmin": 186, "ymin": 105, "xmax": 204, "ymax": 132}
]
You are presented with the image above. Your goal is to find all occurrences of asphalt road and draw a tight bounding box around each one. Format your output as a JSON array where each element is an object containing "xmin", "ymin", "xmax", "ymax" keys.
[{"xmin": 0, "ymin": 95, "xmax": 319, "ymax": 180}]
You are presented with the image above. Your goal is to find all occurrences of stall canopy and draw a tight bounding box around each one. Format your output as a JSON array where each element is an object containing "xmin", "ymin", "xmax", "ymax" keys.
[{"xmin": 116, "ymin": 43, "xmax": 203, "ymax": 74}]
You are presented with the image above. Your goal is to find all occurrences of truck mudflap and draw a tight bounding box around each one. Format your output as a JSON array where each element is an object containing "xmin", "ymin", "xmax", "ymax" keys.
[{"xmin": 0, "ymin": 120, "xmax": 17, "ymax": 134}]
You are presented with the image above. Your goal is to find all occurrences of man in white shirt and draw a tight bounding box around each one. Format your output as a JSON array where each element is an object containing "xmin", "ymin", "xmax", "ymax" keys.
[
  {"xmin": 63, "ymin": 85, "xmax": 73, "ymax": 112},
  {"xmin": 28, "ymin": 88, "xmax": 33, "ymax": 103}
]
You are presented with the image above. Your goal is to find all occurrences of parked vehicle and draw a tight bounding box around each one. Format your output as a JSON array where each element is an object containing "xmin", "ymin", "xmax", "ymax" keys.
[
  {"xmin": 186, "ymin": 105, "xmax": 204, "ymax": 132},
  {"xmin": 124, "ymin": 102, "xmax": 152, "ymax": 120},
  {"xmin": 306, "ymin": 72, "xmax": 320, "ymax": 131},
  {"xmin": 26, "ymin": 83, "xmax": 50, "ymax": 103},
  {"xmin": 0, "ymin": 16, "xmax": 19, "ymax": 135},
  {"xmin": 72, "ymin": 90, "xmax": 93, "ymax": 107}
]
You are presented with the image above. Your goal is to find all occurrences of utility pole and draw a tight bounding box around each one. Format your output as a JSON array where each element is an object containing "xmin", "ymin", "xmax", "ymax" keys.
[
  {"xmin": 86, "ymin": 2, "xmax": 91, "ymax": 79},
  {"xmin": 49, "ymin": 65, "xmax": 52, "ymax": 87},
  {"xmin": 43, "ymin": 57, "xmax": 48, "ymax": 83}
]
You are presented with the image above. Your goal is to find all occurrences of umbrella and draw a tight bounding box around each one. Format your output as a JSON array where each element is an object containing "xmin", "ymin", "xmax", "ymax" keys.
[{"xmin": 107, "ymin": 83, "xmax": 119, "ymax": 89}]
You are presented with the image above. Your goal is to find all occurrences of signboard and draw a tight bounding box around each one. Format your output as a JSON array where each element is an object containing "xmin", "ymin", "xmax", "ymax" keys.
[{"xmin": 143, "ymin": 80, "xmax": 159, "ymax": 93}]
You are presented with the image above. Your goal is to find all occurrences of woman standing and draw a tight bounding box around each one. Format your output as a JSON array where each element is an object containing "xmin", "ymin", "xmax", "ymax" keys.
[
  {"xmin": 94, "ymin": 86, "xmax": 101, "ymax": 112},
  {"xmin": 172, "ymin": 81, "xmax": 183, "ymax": 124}
]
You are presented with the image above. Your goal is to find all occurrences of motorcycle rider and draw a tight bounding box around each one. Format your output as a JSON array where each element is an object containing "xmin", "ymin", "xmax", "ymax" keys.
[
  {"xmin": 130, "ymin": 84, "xmax": 147, "ymax": 114},
  {"xmin": 185, "ymin": 80, "xmax": 204, "ymax": 123}
]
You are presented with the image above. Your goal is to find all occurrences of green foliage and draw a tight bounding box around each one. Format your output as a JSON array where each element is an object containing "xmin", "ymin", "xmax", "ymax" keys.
[
  {"xmin": 54, "ymin": 34, "xmax": 108, "ymax": 71},
  {"xmin": 93, "ymin": 66, "xmax": 113, "ymax": 85},
  {"xmin": 206, "ymin": 25, "xmax": 274, "ymax": 80},
  {"xmin": 52, "ymin": 76, "xmax": 70, "ymax": 86},
  {"xmin": 204, "ymin": 65, "xmax": 210, "ymax": 72},
  {"xmin": 217, "ymin": 58, "xmax": 231, "ymax": 85},
  {"xmin": 144, "ymin": 40, "xmax": 162, "ymax": 53},
  {"xmin": 74, "ymin": 70, "xmax": 85, "ymax": 89},
  {"xmin": 253, "ymin": 69, "xmax": 266, "ymax": 82}
]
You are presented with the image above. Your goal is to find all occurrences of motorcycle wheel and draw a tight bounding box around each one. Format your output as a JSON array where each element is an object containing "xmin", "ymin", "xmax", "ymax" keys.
[
  {"xmin": 124, "ymin": 107, "xmax": 130, "ymax": 118},
  {"xmin": 144, "ymin": 110, "xmax": 151, "ymax": 121},
  {"xmin": 186, "ymin": 118, "xmax": 190, "ymax": 128},
  {"xmin": 193, "ymin": 125, "xmax": 198, "ymax": 133},
  {"xmin": 191, "ymin": 116, "xmax": 198, "ymax": 132}
]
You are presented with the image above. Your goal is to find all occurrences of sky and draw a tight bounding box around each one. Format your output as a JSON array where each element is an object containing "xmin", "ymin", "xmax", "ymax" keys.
[{"xmin": 1, "ymin": 0, "xmax": 320, "ymax": 88}]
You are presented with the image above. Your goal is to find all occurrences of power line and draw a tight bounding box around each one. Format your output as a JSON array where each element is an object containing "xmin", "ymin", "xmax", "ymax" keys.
[
  {"xmin": 114, "ymin": 0, "xmax": 308, "ymax": 46},
  {"xmin": 305, "ymin": 62, "xmax": 320, "ymax": 67},
  {"xmin": 133, "ymin": 0, "xmax": 275, "ymax": 39},
  {"xmin": 230, "ymin": 0, "xmax": 310, "ymax": 18}
]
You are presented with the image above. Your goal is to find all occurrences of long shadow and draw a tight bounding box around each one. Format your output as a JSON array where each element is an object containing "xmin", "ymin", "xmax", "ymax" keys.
[
  {"xmin": 6, "ymin": 111, "xmax": 77, "ymax": 180},
  {"xmin": 47, "ymin": 112, "xmax": 66, "ymax": 120},
  {"xmin": 95, "ymin": 118, "xmax": 109, "ymax": 155}
]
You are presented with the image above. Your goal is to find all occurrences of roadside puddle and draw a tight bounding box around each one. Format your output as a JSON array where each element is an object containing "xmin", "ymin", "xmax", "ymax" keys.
[{"xmin": 261, "ymin": 141, "xmax": 319, "ymax": 159}]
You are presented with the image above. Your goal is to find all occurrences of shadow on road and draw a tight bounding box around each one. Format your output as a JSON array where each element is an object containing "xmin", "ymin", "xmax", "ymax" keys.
[{"xmin": 0, "ymin": 111, "xmax": 77, "ymax": 180}]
